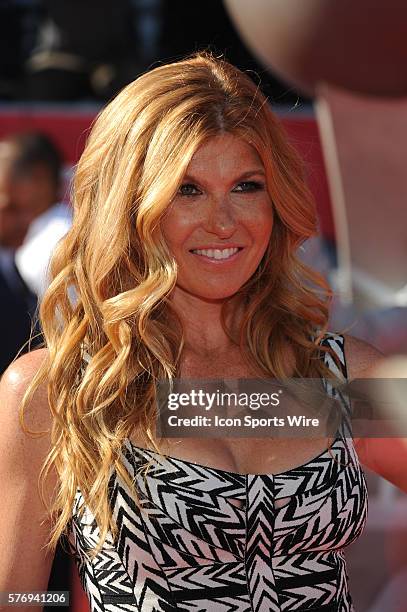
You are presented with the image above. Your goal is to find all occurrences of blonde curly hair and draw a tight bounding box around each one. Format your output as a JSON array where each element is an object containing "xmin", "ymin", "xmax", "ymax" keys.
[{"xmin": 19, "ymin": 51, "xmax": 334, "ymax": 559}]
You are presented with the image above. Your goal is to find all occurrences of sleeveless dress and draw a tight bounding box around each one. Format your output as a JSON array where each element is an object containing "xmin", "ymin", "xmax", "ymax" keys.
[{"xmin": 67, "ymin": 334, "xmax": 368, "ymax": 611}]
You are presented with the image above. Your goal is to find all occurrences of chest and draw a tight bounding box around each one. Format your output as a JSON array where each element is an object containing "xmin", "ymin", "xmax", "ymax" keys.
[
  {"xmin": 174, "ymin": 346, "xmax": 294, "ymax": 475},
  {"xmin": 178, "ymin": 347, "xmax": 262, "ymax": 379},
  {"xmin": 135, "ymin": 347, "xmax": 336, "ymax": 475}
]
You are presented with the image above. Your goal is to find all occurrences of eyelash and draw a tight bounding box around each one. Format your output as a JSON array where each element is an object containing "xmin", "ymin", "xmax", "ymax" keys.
[{"xmin": 178, "ymin": 181, "xmax": 264, "ymax": 196}]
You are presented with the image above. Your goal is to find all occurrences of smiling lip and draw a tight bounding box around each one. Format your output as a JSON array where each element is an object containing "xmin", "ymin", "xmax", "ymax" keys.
[
  {"xmin": 189, "ymin": 244, "xmax": 244, "ymax": 250},
  {"xmin": 189, "ymin": 246, "xmax": 244, "ymax": 263}
]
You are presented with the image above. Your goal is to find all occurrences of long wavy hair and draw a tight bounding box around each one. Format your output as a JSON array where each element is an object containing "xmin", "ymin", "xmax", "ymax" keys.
[{"xmin": 20, "ymin": 52, "xmax": 336, "ymax": 558}]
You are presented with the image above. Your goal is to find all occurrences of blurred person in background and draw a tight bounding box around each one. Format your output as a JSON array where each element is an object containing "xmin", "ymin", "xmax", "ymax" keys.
[
  {"xmin": 12, "ymin": 133, "xmax": 72, "ymax": 300},
  {"xmin": 0, "ymin": 131, "xmax": 71, "ymax": 373}
]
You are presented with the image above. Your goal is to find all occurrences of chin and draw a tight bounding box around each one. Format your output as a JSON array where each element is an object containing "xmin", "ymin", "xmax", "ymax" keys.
[
  {"xmin": 174, "ymin": 275, "xmax": 250, "ymax": 302},
  {"xmin": 189, "ymin": 285, "xmax": 243, "ymax": 301}
]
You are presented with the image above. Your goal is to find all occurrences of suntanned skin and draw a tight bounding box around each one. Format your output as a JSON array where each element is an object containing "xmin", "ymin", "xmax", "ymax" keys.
[
  {"xmin": 0, "ymin": 134, "xmax": 405, "ymax": 604},
  {"xmin": 0, "ymin": 349, "xmax": 57, "ymax": 611},
  {"xmin": 345, "ymin": 337, "xmax": 407, "ymax": 492}
]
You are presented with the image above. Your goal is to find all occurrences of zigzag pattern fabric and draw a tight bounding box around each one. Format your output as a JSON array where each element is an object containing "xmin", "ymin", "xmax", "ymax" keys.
[{"xmin": 67, "ymin": 334, "xmax": 368, "ymax": 611}]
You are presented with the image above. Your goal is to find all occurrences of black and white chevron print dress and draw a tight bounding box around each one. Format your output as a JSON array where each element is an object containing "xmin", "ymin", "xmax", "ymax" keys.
[{"xmin": 67, "ymin": 334, "xmax": 368, "ymax": 611}]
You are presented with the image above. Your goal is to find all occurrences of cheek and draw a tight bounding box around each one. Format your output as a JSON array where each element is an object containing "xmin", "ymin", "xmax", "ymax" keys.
[
  {"xmin": 161, "ymin": 208, "xmax": 199, "ymax": 251},
  {"xmin": 242, "ymin": 203, "xmax": 273, "ymax": 243}
]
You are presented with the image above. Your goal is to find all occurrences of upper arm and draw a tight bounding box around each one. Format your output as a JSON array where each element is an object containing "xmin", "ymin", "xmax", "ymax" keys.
[
  {"xmin": 342, "ymin": 333, "xmax": 384, "ymax": 380},
  {"xmin": 343, "ymin": 334, "xmax": 407, "ymax": 492},
  {"xmin": 0, "ymin": 349, "xmax": 57, "ymax": 598}
]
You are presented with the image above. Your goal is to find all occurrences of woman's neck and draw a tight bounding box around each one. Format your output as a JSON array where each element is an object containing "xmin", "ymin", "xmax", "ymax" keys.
[{"xmin": 170, "ymin": 287, "xmax": 244, "ymax": 355}]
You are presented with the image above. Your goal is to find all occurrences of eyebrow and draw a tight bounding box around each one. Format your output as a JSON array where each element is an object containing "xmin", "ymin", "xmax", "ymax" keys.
[{"xmin": 182, "ymin": 169, "xmax": 266, "ymax": 183}]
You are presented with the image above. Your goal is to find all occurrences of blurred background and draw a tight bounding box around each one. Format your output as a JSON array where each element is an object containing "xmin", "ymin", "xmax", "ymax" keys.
[{"xmin": 0, "ymin": 1, "xmax": 406, "ymax": 610}]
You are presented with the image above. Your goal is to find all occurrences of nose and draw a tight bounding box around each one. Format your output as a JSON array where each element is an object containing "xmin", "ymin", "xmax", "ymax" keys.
[{"xmin": 205, "ymin": 194, "xmax": 236, "ymax": 237}]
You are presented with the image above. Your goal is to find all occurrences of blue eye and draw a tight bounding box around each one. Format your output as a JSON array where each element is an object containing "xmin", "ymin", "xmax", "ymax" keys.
[
  {"xmin": 178, "ymin": 183, "xmax": 200, "ymax": 196},
  {"xmin": 233, "ymin": 181, "xmax": 264, "ymax": 192}
]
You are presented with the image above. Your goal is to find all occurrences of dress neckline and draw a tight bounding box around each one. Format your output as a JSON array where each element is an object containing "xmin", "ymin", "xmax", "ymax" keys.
[{"xmin": 123, "ymin": 435, "xmax": 346, "ymax": 478}]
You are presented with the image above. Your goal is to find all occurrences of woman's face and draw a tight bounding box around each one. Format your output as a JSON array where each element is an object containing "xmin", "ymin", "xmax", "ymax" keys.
[{"xmin": 161, "ymin": 133, "xmax": 273, "ymax": 301}]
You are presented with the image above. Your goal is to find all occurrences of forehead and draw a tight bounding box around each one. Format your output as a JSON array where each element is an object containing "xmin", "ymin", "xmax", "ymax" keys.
[{"xmin": 185, "ymin": 134, "xmax": 264, "ymax": 178}]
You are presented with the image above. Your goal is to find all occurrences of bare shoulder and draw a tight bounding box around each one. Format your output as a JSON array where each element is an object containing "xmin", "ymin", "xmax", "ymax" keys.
[
  {"xmin": 0, "ymin": 347, "xmax": 50, "ymax": 406},
  {"xmin": 1, "ymin": 346, "xmax": 49, "ymax": 380},
  {"xmin": 342, "ymin": 334, "xmax": 384, "ymax": 380},
  {"xmin": 0, "ymin": 350, "xmax": 60, "ymax": 590},
  {"xmin": 0, "ymin": 348, "xmax": 57, "ymax": 519},
  {"xmin": 0, "ymin": 348, "xmax": 51, "ymax": 453}
]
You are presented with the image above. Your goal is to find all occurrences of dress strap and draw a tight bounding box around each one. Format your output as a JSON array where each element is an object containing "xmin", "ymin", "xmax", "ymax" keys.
[
  {"xmin": 320, "ymin": 333, "xmax": 357, "ymax": 464},
  {"xmin": 320, "ymin": 333, "xmax": 348, "ymax": 381}
]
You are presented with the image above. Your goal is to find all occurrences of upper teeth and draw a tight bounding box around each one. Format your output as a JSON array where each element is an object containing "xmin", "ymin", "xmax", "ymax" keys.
[{"xmin": 192, "ymin": 247, "xmax": 239, "ymax": 260}]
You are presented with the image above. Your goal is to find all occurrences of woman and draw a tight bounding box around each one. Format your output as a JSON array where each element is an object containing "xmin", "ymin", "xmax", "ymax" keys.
[{"xmin": 0, "ymin": 52, "xmax": 405, "ymax": 611}]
